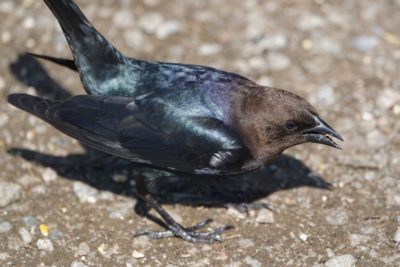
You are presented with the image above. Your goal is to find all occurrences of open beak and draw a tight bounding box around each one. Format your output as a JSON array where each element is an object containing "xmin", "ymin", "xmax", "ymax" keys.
[{"xmin": 302, "ymin": 116, "xmax": 344, "ymax": 149}]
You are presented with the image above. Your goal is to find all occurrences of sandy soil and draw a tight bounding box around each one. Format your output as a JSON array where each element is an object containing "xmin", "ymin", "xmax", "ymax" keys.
[{"xmin": 0, "ymin": 0, "xmax": 399, "ymax": 266}]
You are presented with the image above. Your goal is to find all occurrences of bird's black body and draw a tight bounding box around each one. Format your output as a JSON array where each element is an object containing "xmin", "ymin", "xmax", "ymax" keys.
[
  {"xmin": 40, "ymin": 0, "xmax": 252, "ymax": 99},
  {"xmin": 9, "ymin": 0, "xmax": 343, "ymax": 243},
  {"xmin": 8, "ymin": 93, "xmax": 256, "ymax": 176}
]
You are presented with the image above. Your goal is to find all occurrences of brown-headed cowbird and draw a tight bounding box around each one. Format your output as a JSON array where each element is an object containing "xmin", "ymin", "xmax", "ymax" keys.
[{"xmin": 8, "ymin": 0, "xmax": 343, "ymax": 243}]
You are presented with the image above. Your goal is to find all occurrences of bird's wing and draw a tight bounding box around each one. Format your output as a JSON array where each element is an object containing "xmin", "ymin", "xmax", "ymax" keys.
[{"xmin": 8, "ymin": 94, "xmax": 245, "ymax": 174}]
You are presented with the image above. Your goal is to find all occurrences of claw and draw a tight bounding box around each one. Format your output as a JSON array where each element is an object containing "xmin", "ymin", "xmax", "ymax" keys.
[{"xmin": 134, "ymin": 219, "xmax": 233, "ymax": 243}]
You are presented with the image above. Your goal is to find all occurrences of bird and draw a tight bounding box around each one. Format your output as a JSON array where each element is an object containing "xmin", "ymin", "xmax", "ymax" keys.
[{"xmin": 8, "ymin": 0, "xmax": 344, "ymax": 243}]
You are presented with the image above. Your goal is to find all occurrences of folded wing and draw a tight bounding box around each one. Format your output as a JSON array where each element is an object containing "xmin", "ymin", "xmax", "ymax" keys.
[{"xmin": 8, "ymin": 94, "xmax": 246, "ymax": 174}]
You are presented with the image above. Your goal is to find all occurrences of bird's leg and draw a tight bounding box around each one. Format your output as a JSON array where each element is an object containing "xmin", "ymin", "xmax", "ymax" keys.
[{"xmin": 133, "ymin": 169, "xmax": 233, "ymax": 243}]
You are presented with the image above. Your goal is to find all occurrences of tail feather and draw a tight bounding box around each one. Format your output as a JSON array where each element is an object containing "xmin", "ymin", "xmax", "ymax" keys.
[
  {"xmin": 26, "ymin": 52, "xmax": 77, "ymax": 72},
  {"xmin": 43, "ymin": 0, "xmax": 91, "ymax": 38},
  {"xmin": 42, "ymin": 0, "xmax": 126, "ymax": 95}
]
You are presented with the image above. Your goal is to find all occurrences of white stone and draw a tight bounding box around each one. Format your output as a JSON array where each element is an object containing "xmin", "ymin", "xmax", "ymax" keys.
[
  {"xmin": 352, "ymin": 35, "xmax": 379, "ymax": 52},
  {"xmin": 237, "ymin": 238, "xmax": 255, "ymax": 248},
  {"xmin": 71, "ymin": 261, "xmax": 88, "ymax": 267},
  {"xmin": 0, "ymin": 221, "xmax": 12, "ymax": 233},
  {"xmin": 298, "ymin": 14, "xmax": 325, "ymax": 30},
  {"xmin": 36, "ymin": 239, "xmax": 54, "ymax": 251},
  {"xmin": 156, "ymin": 21, "xmax": 181, "ymax": 39},
  {"xmin": 255, "ymin": 209, "xmax": 275, "ymax": 224},
  {"xmin": 22, "ymin": 17, "xmax": 35, "ymax": 29},
  {"xmin": 325, "ymin": 254, "xmax": 356, "ymax": 267},
  {"xmin": 393, "ymin": 227, "xmax": 400, "ymax": 243},
  {"xmin": 132, "ymin": 250, "xmax": 145, "ymax": 258},
  {"xmin": 325, "ymin": 209, "xmax": 349, "ymax": 226},
  {"xmin": 267, "ymin": 52, "xmax": 291, "ymax": 71},
  {"xmin": 73, "ymin": 182, "xmax": 99, "ymax": 203},
  {"xmin": 18, "ymin": 228, "xmax": 33, "ymax": 244},
  {"xmin": 139, "ymin": 13, "xmax": 163, "ymax": 34},
  {"xmin": 198, "ymin": 43, "xmax": 221, "ymax": 56},
  {"xmin": 41, "ymin": 167, "xmax": 57, "ymax": 183},
  {"xmin": 245, "ymin": 256, "xmax": 262, "ymax": 267},
  {"xmin": 124, "ymin": 30, "xmax": 144, "ymax": 49},
  {"xmin": 0, "ymin": 182, "xmax": 21, "ymax": 207},
  {"xmin": 113, "ymin": 10, "xmax": 135, "ymax": 29},
  {"xmin": 377, "ymin": 88, "xmax": 400, "ymax": 110}
]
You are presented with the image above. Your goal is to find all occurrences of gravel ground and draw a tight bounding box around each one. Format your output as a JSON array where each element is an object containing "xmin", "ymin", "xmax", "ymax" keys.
[{"xmin": 1, "ymin": 0, "xmax": 400, "ymax": 266}]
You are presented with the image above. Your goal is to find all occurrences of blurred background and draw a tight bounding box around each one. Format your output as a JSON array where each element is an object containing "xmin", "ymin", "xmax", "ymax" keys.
[{"xmin": 0, "ymin": 0, "xmax": 399, "ymax": 266}]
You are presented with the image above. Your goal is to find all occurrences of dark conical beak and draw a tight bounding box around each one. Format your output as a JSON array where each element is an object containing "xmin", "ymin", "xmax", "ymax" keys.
[{"xmin": 302, "ymin": 115, "xmax": 344, "ymax": 149}]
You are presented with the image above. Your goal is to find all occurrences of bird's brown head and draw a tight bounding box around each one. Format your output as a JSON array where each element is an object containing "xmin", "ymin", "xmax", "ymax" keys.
[{"xmin": 234, "ymin": 86, "xmax": 343, "ymax": 164}]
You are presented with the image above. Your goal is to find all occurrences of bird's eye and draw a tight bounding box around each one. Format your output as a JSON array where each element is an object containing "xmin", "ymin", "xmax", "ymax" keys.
[{"xmin": 285, "ymin": 121, "xmax": 298, "ymax": 131}]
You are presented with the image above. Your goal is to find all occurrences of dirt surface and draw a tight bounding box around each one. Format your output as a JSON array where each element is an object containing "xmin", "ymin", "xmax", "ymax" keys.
[{"xmin": 1, "ymin": 0, "xmax": 400, "ymax": 266}]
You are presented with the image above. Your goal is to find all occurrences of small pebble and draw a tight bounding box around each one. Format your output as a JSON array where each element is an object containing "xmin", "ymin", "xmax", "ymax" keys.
[
  {"xmin": 156, "ymin": 21, "xmax": 181, "ymax": 39},
  {"xmin": 316, "ymin": 85, "xmax": 336, "ymax": 106},
  {"xmin": 0, "ymin": 1, "xmax": 14, "ymax": 13},
  {"xmin": 256, "ymin": 34, "xmax": 287, "ymax": 51},
  {"xmin": 393, "ymin": 227, "xmax": 400, "ymax": 243},
  {"xmin": 0, "ymin": 181, "xmax": 22, "ymax": 207},
  {"xmin": 352, "ymin": 35, "xmax": 379, "ymax": 52},
  {"xmin": 0, "ymin": 252, "xmax": 10, "ymax": 261},
  {"xmin": 41, "ymin": 167, "xmax": 57, "ymax": 183},
  {"xmin": 1, "ymin": 31, "xmax": 11, "ymax": 44},
  {"xmin": 77, "ymin": 242, "xmax": 90, "ymax": 256},
  {"xmin": 23, "ymin": 216, "xmax": 38, "ymax": 227},
  {"xmin": 349, "ymin": 234, "xmax": 369, "ymax": 246},
  {"xmin": 267, "ymin": 52, "xmax": 291, "ymax": 71},
  {"xmin": 255, "ymin": 209, "xmax": 275, "ymax": 224},
  {"xmin": 132, "ymin": 236, "xmax": 151, "ymax": 249},
  {"xmin": 237, "ymin": 238, "xmax": 255, "ymax": 248},
  {"xmin": 22, "ymin": 17, "xmax": 35, "ymax": 29},
  {"xmin": 18, "ymin": 227, "xmax": 33, "ymax": 244},
  {"xmin": 244, "ymin": 256, "xmax": 262, "ymax": 267},
  {"xmin": 132, "ymin": 250, "xmax": 145, "ymax": 259},
  {"xmin": 226, "ymin": 206, "xmax": 246, "ymax": 220},
  {"xmin": 71, "ymin": 261, "xmax": 88, "ymax": 267},
  {"xmin": 0, "ymin": 75, "xmax": 5, "ymax": 91},
  {"xmin": 113, "ymin": 10, "xmax": 135, "ymax": 29},
  {"xmin": 366, "ymin": 130, "xmax": 387, "ymax": 148},
  {"xmin": 377, "ymin": 88, "xmax": 400, "ymax": 110},
  {"xmin": 97, "ymin": 243, "xmax": 108, "ymax": 255},
  {"xmin": 299, "ymin": 233, "xmax": 308, "ymax": 242},
  {"xmin": 0, "ymin": 114, "xmax": 9, "ymax": 127},
  {"xmin": 36, "ymin": 239, "xmax": 54, "ymax": 251},
  {"xmin": 215, "ymin": 251, "xmax": 228, "ymax": 261},
  {"xmin": 325, "ymin": 254, "xmax": 356, "ymax": 267},
  {"xmin": 198, "ymin": 43, "xmax": 221, "ymax": 56},
  {"xmin": 0, "ymin": 221, "xmax": 12, "ymax": 233},
  {"xmin": 50, "ymin": 229, "xmax": 63, "ymax": 240},
  {"xmin": 143, "ymin": 0, "xmax": 160, "ymax": 7},
  {"xmin": 326, "ymin": 209, "xmax": 349, "ymax": 226},
  {"xmin": 297, "ymin": 14, "xmax": 325, "ymax": 30},
  {"xmin": 124, "ymin": 30, "xmax": 144, "ymax": 49},
  {"xmin": 139, "ymin": 13, "xmax": 163, "ymax": 34},
  {"xmin": 73, "ymin": 182, "xmax": 99, "ymax": 203}
]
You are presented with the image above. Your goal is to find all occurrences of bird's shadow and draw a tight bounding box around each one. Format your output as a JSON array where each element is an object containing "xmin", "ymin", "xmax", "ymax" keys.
[{"xmin": 8, "ymin": 54, "xmax": 332, "ymax": 213}]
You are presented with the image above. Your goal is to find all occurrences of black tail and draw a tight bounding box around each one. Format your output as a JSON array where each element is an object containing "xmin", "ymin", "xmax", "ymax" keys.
[
  {"xmin": 43, "ymin": 0, "xmax": 94, "ymax": 40},
  {"xmin": 42, "ymin": 0, "xmax": 126, "ymax": 94},
  {"xmin": 26, "ymin": 52, "xmax": 77, "ymax": 72}
]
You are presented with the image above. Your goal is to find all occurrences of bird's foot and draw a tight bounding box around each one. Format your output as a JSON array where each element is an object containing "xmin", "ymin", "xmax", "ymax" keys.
[{"xmin": 134, "ymin": 219, "xmax": 233, "ymax": 243}]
